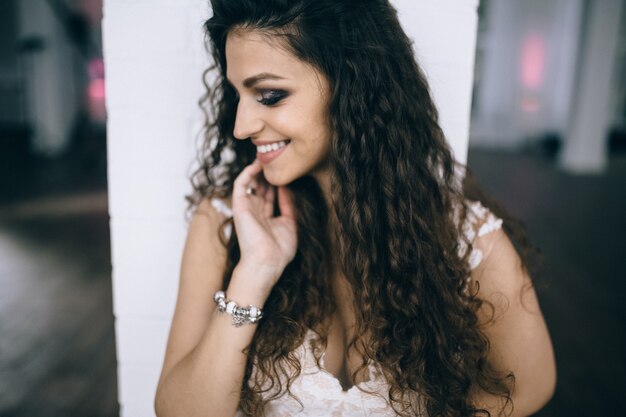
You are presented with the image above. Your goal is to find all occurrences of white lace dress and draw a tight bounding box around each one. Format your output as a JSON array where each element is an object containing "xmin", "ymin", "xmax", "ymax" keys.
[{"xmin": 210, "ymin": 198, "xmax": 503, "ymax": 417}]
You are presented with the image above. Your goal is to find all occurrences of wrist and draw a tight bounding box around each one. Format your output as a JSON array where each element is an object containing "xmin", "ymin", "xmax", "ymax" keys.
[
  {"xmin": 234, "ymin": 261, "xmax": 283, "ymax": 284},
  {"xmin": 236, "ymin": 259, "xmax": 283, "ymax": 281},
  {"xmin": 226, "ymin": 265, "xmax": 278, "ymax": 306}
]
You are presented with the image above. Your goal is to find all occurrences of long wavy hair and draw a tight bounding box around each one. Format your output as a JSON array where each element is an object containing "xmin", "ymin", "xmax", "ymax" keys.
[{"xmin": 188, "ymin": 0, "xmax": 536, "ymax": 415}]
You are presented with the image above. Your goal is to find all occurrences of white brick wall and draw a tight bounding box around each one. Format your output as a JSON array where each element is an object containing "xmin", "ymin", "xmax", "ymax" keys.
[
  {"xmin": 104, "ymin": 1, "xmax": 478, "ymax": 416},
  {"xmin": 103, "ymin": 0, "xmax": 210, "ymax": 415}
]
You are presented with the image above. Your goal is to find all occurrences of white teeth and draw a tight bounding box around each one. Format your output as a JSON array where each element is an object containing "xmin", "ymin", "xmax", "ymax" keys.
[{"xmin": 257, "ymin": 140, "xmax": 289, "ymax": 154}]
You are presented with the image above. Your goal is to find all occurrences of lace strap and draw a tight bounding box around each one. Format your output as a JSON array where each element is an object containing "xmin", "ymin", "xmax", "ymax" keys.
[
  {"xmin": 210, "ymin": 198, "xmax": 233, "ymax": 240},
  {"xmin": 463, "ymin": 201, "xmax": 503, "ymax": 240},
  {"xmin": 458, "ymin": 200, "xmax": 503, "ymax": 270},
  {"xmin": 211, "ymin": 198, "xmax": 233, "ymax": 218}
]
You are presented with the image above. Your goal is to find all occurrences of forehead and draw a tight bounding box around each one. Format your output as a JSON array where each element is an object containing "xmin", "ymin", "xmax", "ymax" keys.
[{"xmin": 225, "ymin": 29, "xmax": 316, "ymax": 84}]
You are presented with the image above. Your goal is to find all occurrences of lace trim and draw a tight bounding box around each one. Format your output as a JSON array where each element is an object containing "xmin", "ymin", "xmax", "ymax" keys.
[
  {"xmin": 456, "ymin": 200, "xmax": 503, "ymax": 270},
  {"xmin": 211, "ymin": 197, "xmax": 233, "ymax": 218},
  {"xmin": 236, "ymin": 330, "xmax": 396, "ymax": 417},
  {"xmin": 211, "ymin": 198, "xmax": 233, "ymax": 239}
]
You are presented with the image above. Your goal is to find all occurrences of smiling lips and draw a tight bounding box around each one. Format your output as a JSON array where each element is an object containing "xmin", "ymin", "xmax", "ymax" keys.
[{"xmin": 255, "ymin": 139, "xmax": 290, "ymax": 164}]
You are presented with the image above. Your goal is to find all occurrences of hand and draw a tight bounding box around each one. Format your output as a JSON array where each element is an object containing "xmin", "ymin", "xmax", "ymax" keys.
[{"xmin": 231, "ymin": 159, "xmax": 298, "ymax": 290}]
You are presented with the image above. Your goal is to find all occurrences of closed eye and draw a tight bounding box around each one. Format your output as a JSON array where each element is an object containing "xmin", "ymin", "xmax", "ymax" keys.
[{"xmin": 258, "ymin": 90, "xmax": 288, "ymax": 106}]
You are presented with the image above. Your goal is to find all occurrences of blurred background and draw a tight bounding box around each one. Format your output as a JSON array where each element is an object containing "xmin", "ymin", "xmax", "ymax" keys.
[
  {"xmin": 0, "ymin": 0, "xmax": 624, "ymax": 416},
  {"xmin": 0, "ymin": 0, "xmax": 114, "ymax": 416}
]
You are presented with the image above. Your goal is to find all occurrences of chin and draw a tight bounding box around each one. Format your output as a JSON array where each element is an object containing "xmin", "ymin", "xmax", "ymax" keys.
[{"xmin": 261, "ymin": 167, "xmax": 298, "ymax": 187}]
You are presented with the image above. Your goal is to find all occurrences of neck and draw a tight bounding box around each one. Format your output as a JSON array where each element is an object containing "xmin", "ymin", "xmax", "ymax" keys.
[
  {"xmin": 307, "ymin": 153, "xmax": 332, "ymax": 201},
  {"xmin": 312, "ymin": 169, "xmax": 342, "ymax": 258},
  {"xmin": 313, "ymin": 170, "xmax": 332, "ymax": 206}
]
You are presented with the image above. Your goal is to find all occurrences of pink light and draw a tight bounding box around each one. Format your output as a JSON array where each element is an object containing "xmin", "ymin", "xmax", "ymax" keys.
[
  {"xmin": 520, "ymin": 33, "xmax": 546, "ymax": 90},
  {"xmin": 89, "ymin": 78, "xmax": 106, "ymax": 100},
  {"xmin": 88, "ymin": 77, "xmax": 107, "ymax": 122}
]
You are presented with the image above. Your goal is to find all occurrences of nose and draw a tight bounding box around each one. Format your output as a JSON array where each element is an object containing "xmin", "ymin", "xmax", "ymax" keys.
[{"xmin": 232, "ymin": 98, "xmax": 264, "ymax": 140}]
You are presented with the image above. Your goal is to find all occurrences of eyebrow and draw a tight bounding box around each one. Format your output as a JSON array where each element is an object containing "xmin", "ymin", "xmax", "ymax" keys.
[{"xmin": 241, "ymin": 72, "xmax": 287, "ymax": 88}]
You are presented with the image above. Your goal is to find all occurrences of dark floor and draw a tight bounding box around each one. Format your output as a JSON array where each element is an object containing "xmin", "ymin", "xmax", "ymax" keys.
[
  {"xmin": 0, "ymin": 148, "xmax": 624, "ymax": 416},
  {"xmin": 0, "ymin": 195, "xmax": 118, "ymax": 417},
  {"xmin": 468, "ymin": 150, "xmax": 626, "ymax": 417},
  {"xmin": 0, "ymin": 130, "xmax": 116, "ymax": 417}
]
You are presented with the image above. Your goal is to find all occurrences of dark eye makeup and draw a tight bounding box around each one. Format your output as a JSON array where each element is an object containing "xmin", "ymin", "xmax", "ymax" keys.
[{"xmin": 257, "ymin": 89, "xmax": 288, "ymax": 106}]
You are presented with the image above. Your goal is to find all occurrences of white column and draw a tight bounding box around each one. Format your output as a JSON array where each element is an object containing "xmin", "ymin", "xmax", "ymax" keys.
[
  {"xmin": 103, "ymin": 0, "xmax": 210, "ymax": 416},
  {"xmin": 560, "ymin": 0, "xmax": 624, "ymax": 174},
  {"xmin": 394, "ymin": 0, "xmax": 479, "ymax": 164}
]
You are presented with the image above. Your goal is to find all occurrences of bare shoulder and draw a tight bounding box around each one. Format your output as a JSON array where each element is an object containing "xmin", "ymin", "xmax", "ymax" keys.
[
  {"xmin": 180, "ymin": 194, "xmax": 232, "ymax": 296},
  {"xmin": 181, "ymin": 197, "xmax": 232, "ymax": 278},
  {"xmin": 470, "ymin": 226, "xmax": 556, "ymax": 415},
  {"xmin": 460, "ymin": 200, "xmax": 525, "ymax": 300},
  {"xmin": 471, "ymin": 227, "xmax": 529, "ymax": 302},
  {"xmin": 157, "ymin": 196, "xmax": 232, "ymax": 387}
]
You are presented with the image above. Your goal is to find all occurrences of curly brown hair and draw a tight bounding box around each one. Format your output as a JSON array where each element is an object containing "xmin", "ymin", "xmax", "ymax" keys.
[{"xmin": 187, "ymin": 0, "xmax": 537, "ymax": 415}]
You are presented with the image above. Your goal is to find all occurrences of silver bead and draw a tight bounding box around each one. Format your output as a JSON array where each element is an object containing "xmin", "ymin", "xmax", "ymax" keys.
[
  {"xmin": 212, "ymin": 290, "xmax": 263, "ymax": 326},
  {"xmin": 214, "ymin": 290, "xmax": 225, "ymax": 302},
  {"xmin": 226, "ymin": 301, "xmax": 236, "ymax": 314}
]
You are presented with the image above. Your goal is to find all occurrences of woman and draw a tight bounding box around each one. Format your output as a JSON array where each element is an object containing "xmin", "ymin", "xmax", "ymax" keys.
[{"xmin": 155, "ymin": 0, "xmax": 556, "ymax": 416}]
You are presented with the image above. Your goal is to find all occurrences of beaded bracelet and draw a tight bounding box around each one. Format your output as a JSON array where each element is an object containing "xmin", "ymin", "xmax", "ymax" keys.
[{"xmin": 213, "ymin": 290, "xmax": 263, "ymax": 327}]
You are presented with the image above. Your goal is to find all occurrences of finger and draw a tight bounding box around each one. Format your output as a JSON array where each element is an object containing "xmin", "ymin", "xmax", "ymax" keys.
[
  {"xmin": 277, "ymin": 186, "xmax": 296, "ymax": 220},
  {"xmin": 233, "ymin": 159, "xmax": 263, "ymax": 200},
  {"xmin": 263, "ymin": 185, "xmax": 275, "ymax": 218},
  {"xmin": 256, "ymin": 173, "xmax": 269, "ymax": 197}
]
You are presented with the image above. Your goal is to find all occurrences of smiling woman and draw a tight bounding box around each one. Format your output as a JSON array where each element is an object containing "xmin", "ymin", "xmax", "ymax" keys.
[{"xmin": 154, "ymin": 1, "xmax": 555, "ymax": 416}]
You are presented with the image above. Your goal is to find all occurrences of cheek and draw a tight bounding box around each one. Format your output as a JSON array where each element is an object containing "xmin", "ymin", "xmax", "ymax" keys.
[
  {"xmin": 311, "ymin": 114, "xmax": 332, "ymax": 149},
  {"xmin": 274, "ymin": 100, "xmax": 331, "ymax": 152}
]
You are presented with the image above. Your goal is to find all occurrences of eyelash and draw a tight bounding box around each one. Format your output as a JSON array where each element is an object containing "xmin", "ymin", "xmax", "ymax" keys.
[{"xmin": 257, "ymin": 90, "xmax": 288, "ymax": 106}]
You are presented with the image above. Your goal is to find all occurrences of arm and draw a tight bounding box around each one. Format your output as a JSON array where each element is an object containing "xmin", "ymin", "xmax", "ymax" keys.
[
  {"xmin": 470, "ymin": 228, "xmax": 556, "ymax": 416},
  {"xmin": 155, "ymin": 160, "xmax": 297, "ymax": 417},
  {"xmin": 154, "ymin": 199, "xmax": 275, "ymax": 417}
]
